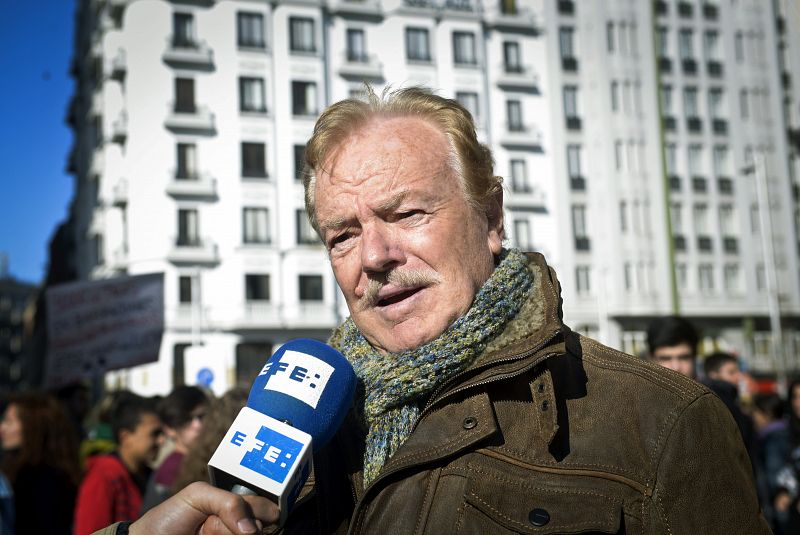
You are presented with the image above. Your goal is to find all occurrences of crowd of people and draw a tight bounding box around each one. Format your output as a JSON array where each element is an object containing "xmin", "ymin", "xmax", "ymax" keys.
[
  {"xmin": 646, "ymin": 315, "xmax": 800, "ymax": 534},
  {"xmin": 0, "ymin": 383, "xmax": 247, "ymax": 535}
]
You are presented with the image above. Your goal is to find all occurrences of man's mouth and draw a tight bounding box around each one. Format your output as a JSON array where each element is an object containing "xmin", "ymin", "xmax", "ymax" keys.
[{"xmin": 376, "ymin": 287, "xmax": 424, "ymax": 307}]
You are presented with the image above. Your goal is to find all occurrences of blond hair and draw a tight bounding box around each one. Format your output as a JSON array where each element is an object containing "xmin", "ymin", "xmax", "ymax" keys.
[{"xmin": 302, "ymin": 85, "xmax": 503, "ymax": 235}]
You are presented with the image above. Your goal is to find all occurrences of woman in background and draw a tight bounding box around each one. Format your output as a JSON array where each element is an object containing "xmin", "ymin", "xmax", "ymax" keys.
[{"xmin": 0, "ymin": 392, "xmax": 81, "ymax": 535}]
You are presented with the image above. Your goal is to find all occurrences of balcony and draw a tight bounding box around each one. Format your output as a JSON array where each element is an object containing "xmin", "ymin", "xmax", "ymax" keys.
[
  {"xmin": 441, "ymin": 0, "xmax": 477, "ymax": 15},
  {"xmin": 678, "ymin": 1, "xmax": 693, "ymax": 17},
  {"xmin": 669, "ymin": 175, "xmax": 681, "ymax": 191},
  {"xmin": 228, "ymin": 302, "xmax": 283, "ymax": 330},
  {"xmin": 723, "ymin": 237, "xmax": 738, "ymax": 254},
  {"xmin": 326, "ymin": 0, "xmax": 383, "ymax": 17},
  {"xmin": 707, "ymin": 60, "xmax": 723, "ymax": 77},
  {"xmin": 713, "ymin": 119, "xmax": 728, "ymax": 135},
  {"xmin": 558, "ymin": 0, "xmax": 574, "ymax": 15},
  {"xmin": 686, "ymin": 117, "xmax": 702, "ymax": 133},
  {"xmin": 718, "ymin": 176, "xmax": 733, "ymax": 194},
  {"xmin": 659, "ymin": 57, "xmax": 672, "ymax": 73},
  {"xmin": 111, "ymin": 111, "xmax": 127, "ymax": 143},
  {"xmin": 673, "ymin": 235, "xmax": 686, "ymax": 251},
  {"xmin": 682, "ymin": 59, "xmax": 697, "ymax": 75},
  {"xmin": 109, "ymin": 247, "xmax": 129, "ymax": 271},
  {"xmin": 655, "ymin": 0, "xmax": 668, "ymax": 15},
  {"xmin": 562, "ymin": 56, "xmax": 578, "ymax": 72},
  {"xmin": 167, "ymin": 237, "xmax": 220, "ymax": 265},
  {"xmin": 782, "ymin": 71, "xmax": 791, "ymax": 89},
  {"xmin": 165, "ymin": 104, "xmax": 216, "ymax": 134},
  {"xmin": 692, "ymin": 176, "xmax": 707, "ymax": 193},
  {"xmin": 496, "ymin": 65, "xmax": 539, "ymax": 91},
  {"xmin": 339, "ymin": 52, "xmax": 384, "ymax": 80},
  {"xmin": 500, "ymin": 124, "xmax": 543, "ymax": 149},
  {"xmin": 110, "ymin": 49, "xmax": 126, "ymax": 81},
  {"xmin": 486, "ymin": 6, "xmax": 539, "ymax": 33},
  {"xmin": 162, "ymin": 38, "xmax": 214, "ymax": 69},
  {"xmin": 566, "ymin": 116, "xmax": 582, "ymax": 131},
  {"xmin": 575, "ymin": 237, "xmax": 591, "ymax": 251},
  {"xmin": 570, "ymin": 175, "xmax": 586, "ymax": 191},
  {"xmin": 697, "ymin": 236, "xmax": 713, "ymax": 252},
  {"xmin": 663, "ymin": 116, "xmax": 677, "ymax": 131},
  {"xmin": 166, "ymin": 173, "xmax": 218, "ymax": 199},
  {"xmin": 703, "ymin": 3, "xmax": 718, "ymax": 19},
  {"xmin": 112, "ymin": 178, "xmax": 128, "ymax": 206}
]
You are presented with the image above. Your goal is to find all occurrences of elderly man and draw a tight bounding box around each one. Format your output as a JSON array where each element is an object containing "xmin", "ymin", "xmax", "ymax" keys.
[{"xmin": 100, "ymin": 87, "xmax": 769, "ymax": 534}]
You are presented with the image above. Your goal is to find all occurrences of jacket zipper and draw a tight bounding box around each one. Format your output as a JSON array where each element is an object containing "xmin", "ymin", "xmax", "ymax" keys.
[{"xmin": 347, "ymin": 327, "xmax": 562, "ymax": 534}]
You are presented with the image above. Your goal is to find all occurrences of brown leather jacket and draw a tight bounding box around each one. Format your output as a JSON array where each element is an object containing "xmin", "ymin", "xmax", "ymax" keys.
[{"xmin": 283, "ymin": 253, "xmax": 770, "ymax": 534}]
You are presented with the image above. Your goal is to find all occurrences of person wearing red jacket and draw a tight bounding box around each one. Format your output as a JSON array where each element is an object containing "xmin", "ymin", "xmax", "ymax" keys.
[{"xmin": 74, "ymin": 392, "xmax": 163, "ymax": 535}]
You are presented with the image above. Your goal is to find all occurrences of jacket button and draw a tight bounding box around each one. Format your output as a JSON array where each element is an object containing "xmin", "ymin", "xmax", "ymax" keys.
[
  {"xmin": 529, "ymin": 508, "xmax": 550, "ymax": 526},
  {"xmin": 537, "ymin": 382, "xmax": 545, "ymax": 393},
  {"xmin": 541, "ymin": 400, "xmax": 549, "ymax": 411},
  {"xmin": 462, "ymin": 416, "xmax": 478, "ymax": 429}
]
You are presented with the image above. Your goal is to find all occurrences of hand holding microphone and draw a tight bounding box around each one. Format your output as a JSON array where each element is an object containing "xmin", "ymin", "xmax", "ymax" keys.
[{"xmin": 208, "ymin": 339, "xmax": 356, "ymax": 526}]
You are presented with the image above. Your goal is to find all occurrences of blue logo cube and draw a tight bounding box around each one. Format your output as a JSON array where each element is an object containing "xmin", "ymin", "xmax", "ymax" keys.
[{"xmin": 239, "ymin": 426, "xmax": 304, "ymax": 484}]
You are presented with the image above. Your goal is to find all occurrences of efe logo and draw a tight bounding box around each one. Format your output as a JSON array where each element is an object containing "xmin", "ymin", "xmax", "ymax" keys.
[
  {"xmin": 259, "ymin": 350, "xmax": 334, "ymax": 408},
  {"xmin": 232, "ymin": 425, "xmax": 304, "ymax": 484}
]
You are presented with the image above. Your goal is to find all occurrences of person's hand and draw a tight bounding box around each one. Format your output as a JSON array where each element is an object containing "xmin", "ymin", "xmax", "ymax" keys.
[
  {"xmin": 774, "ymin": 491, "xmax": 791, "ymax": 512},
  {"xmin": 129, "ymin": 481, "xmax": 279, "ymax": 535}
]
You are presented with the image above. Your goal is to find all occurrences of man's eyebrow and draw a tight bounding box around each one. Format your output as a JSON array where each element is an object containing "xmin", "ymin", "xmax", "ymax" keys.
[
  {"xmin": 376, "ymin": 190, "xmax": 409, "ymax": 213},
  {"xmin": 319, "ymin": 215, "xmax": 350, "ymax": 233}
]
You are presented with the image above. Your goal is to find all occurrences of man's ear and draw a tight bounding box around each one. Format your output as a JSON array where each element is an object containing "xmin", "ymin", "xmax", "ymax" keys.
[
  {"xmin": 486, "ymin": 187, "xmax": 504, "ymax": 255},
  {"xmin": 118, "ymin": 428, "xmax": 132, "ymax": 447}
]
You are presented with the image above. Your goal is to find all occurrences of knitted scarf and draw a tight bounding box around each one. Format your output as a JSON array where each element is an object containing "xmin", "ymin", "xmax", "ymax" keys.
[{"xmin": 329, "ymin": 249, "xmax": 534, "ymax": 484}]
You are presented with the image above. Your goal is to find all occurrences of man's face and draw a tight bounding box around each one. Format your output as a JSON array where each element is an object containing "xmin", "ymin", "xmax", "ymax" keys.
[
  {"xmin": 315, "ymin": 116, "xmax": 503, "ymax": 353},
  {"xmin": 122, "ymin": 412, "xmax": 163, "ymax": 465},
  {"xmin": 652, "ymin": 342, "xmax": 695, "ymax": 377},
  {"xmin": 709, "ymin": 361, "xmax": 741, "ymax": 386}
]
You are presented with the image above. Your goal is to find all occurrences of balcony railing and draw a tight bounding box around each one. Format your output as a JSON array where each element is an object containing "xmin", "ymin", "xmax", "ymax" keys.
[
  {"xmin": 165, "ymin": 104, "xmax": 216, "ymax": 133},
  {"xmin": 718, "ymin": 177, "xmax": 733, "ymax": 194},
  {"xmin": 162, "ymin": 37, "xmax": 214, "ymax": 68},
  {"xmin": 678, "ymin": 1, "xmax": 693, "ymax": 17},
  {"xmin": 166, "ymin": 173, "xmax": 218, "ymax": 198},
  {"xmin": 339, "ymin": 52, "xmax": 384, "ymax": 79},
  {"xmin": 562, "ymin": 57, "xmax": 578, "ymax": 72},
  {"xmin": 703, "ymin": 3, "xmax": 718, "ymax": 19},
  {"xmin": 111, "ymin": 111, "xmax": 127, "ymax": 143},
  {"xmin": 707, "ymin": 60, "xmax": 723, "ymax": 77},
  {"xmin": 659, "ymin": 57, "xmax": 672, "ymax": 73},
  {"xmin": 496, "ymin": 64, "xmax": 539, "ymax": 90},
  {"xmin": 575, "ymin": 237, "xmax": 591, "ymax": 251},
  {"xmin": 112, "ymin": 178, "xmax": 128, "ymax": 206},
  {"xmin": 669, "ymin": 175, "xmax": 681, "ymax": 191},
  {"xmin": 692, "ymin": 176, "xmax": 707, "ymax": 193},
  {"xmin": 558, "ymin": 0, "xmax": 574, "ymax": 14},
  {"xmin": 663, "ymin": 116, "xmax": 677, "ymax": 131},
  {"xmin": 687, "ymin": 117, "xmax": 702, "ymax": 133},
  {"xmin": 697, "ymin": 236, "xmax": 713, "ymax": 252},
  {"xmin": 655, "ymin": 0, "xmax": 668, "ymax": 15},
  {"xmin": 110, "ymin": 49, "xmax": 126, "ymax": 80},
  {"xmin": 713, "ymin": 119, "xmax": 728, "ymax": 135},
  {"xmin": 570, "ymin": 175, "xmax": 586, "ymax": 191},
  {"xmin": 566, "ymin": 116, "xmax": 582, "ymax": 130},
  {"xmin": 673, "ymin": 235, "xmax": 687, "ymax": 251},
  {"xmin": 500, "ymin": 124, "xmax": 543, "ymax": 148},
  {"xmin": 327, "ymin": 0, "xmax": 383, "ymax": 17},
  {"xmin": 682, "ymin": 58, "xmax": 697, "ymax": 75},
  {"xmin": 723, "ymin": 237, "xmax": 738, "ymax": 254},
  {"xmin": 486, "ymin": 5, "xmax": 539, "ymax": 32},
  {"xmin": 168, "ymin": 237, "xmax": 220, "ymax": 265}
]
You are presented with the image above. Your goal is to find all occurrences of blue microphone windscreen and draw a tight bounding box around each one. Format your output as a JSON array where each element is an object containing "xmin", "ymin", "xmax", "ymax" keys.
[{"xmin": 247, "ymin": 339, "xmax": 356, "ymax": 451}]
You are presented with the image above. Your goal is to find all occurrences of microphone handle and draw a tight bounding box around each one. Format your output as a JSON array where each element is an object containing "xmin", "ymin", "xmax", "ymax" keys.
[{"xmin": 231, "ymin": 484, "xmax": 258, "ymax": 496}]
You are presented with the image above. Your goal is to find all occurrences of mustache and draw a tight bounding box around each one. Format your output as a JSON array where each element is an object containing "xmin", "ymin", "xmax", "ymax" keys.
[{"xmin": 357, "ymin": 270, "xmax": 442, "ymax": 310}]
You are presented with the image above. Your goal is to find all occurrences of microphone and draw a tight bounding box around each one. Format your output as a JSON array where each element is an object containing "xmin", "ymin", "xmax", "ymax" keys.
[{"xmin": 208, "ymin": 339, "xmax": 356, "ymax": 525}]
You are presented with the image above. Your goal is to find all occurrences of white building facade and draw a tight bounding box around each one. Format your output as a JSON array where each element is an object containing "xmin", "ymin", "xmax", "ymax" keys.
[{"xmin": 66, "ymin": 0, "xmax": 800, "ymax": 394}]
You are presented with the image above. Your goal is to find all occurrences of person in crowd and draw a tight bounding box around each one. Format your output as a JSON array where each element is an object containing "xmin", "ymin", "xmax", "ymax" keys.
[
  {"xmin": 0, "ymin": 471, "xmax": 13, "ymax": 535},
  {"xmin": 79, "ymin": 391, "xmax": 123, "ymax": 467},
  {"xmin": 753, "ymin": 392, "xmax": 791, "ymax": 533},
  {"xmin": 74, "ymin": 392, "xmax": 163, "ymax": 535},
  {"xmin": 171, "ymin": 388, "xmax": 247, "ymax": 492},
  {"xmin": 141, "ymin": 386, "xmax": 208, "ymax": 512},
  {"xmin": 95, "ymin": 86, "xmax": 770, "ymax": 534},
  {"xmin": 774, "ymin": 378, "xmax": 800, "ymax": 533},
  {"xmin": 0, "ymin": 392, "xmax": 81, "ymax": 535},
  {"xmin": 703, "ymin": 351, "xmax": 757, "ymax": 461},
  {"xmin": 645, "ymin": 315, "xmax": 699, "ymax": 377}
]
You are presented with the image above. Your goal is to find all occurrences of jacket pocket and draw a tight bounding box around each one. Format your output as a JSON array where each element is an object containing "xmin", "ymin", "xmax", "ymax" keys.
[{"xmin": 457, "ymin": 476, "xmax": 623, "ymax": 534}]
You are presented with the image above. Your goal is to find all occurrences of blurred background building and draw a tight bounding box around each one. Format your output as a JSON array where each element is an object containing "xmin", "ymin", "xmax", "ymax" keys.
[
  {"xmin": 58, "ymin": 0, "xmax": 800, "ymax": 394},
  {"xmin": 0, "ymin": 254, "xmax": 38, "ymax": 394}
]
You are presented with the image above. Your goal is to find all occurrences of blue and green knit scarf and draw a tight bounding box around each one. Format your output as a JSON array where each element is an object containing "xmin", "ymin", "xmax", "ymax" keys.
[{"xmin": 329, "ymin": 248, "xmax": 534, "ymax": 484}]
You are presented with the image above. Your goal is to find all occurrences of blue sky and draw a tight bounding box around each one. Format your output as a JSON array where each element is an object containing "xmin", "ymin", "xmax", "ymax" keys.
[{"xmin": 0, "ymin": 0, "xmax": 76, "ymax": 285}]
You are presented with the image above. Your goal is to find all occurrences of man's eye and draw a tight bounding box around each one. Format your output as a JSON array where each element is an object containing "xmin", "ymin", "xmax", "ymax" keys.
[
  {"xmin": 398, "ymin": 210, "xmax": 423, "ymax": 219},
  {"xmin": 329, "ymin": 233, "xmax": 351, "ymax": 248}
]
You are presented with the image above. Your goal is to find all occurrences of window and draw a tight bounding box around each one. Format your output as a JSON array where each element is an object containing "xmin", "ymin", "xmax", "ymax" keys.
[
  {"xmin": 698, "ymin": 264, "xmax": 714, "ymax": 292},
  {"xmin": 572, "ymin": 204, "xmax": 587, "ymax": 238},
  {"xmin": 675, "ymin": 263, "xmax": 688, "ymax": 291},
  {"xmin": 296, "ymin": 209, "xmax": 318, "ymax": 245},
  {"xmin": 708, "ymin": 88, "xmax": 723, "ymax": 119},
  {"xmin": 176, "ymin": 143, "xmax": 197, "ymax": 179},
  {"xmin": 237, "ymin": 12, "xmax": 265, "ymax": 48},
  {"xmin": 506, "ymin": 100, "xmax": 523, "ymax": 131},
  {"xmin": 177, "ymin": 209, "xmax": 200, "ymax": 246},
  {"xmin": 660, "ymin": 85, "xmax": 672, "ymax": 115},
  {"xmin": 670, "ymin": 202, "xmax": 683, "ymax": 233},
  {"xmin": 678, "ymin": 29, "xmax": 694, "ymax": 59},
  {"xmin": 503, "ymin": 41, "xmax": 522, "ymax": 72},
  {"xmin": 179, "ymin": 275, "xmax": 193, "ymax": 303},
  {"xmin": 299, "ymin": 275, "xmax": 323, "ymax": 301},
  {"xmin": 455, "ymin": 92, "xmax": 479, "ymax": 120},
  {"xmin": 576, "ymin": 266, "xmax": 591, "ymax": 295},
  {"xmin": 611, "ymin": 81, "xmax": 619, "ymax": 112},
  {"xmin": 693, "ymin": 203, "xmax": 708, "ymax": 234},
  {"xmin": 683, "ymin": 87, "xmax": 698, "ymax": 117},
  {"xmin": 172, "ymin": 13, "xmax": 195, "ymax": 48},
  {"xmin": 724, "ymin": 264, "xmax": 740, "ymax": 292},
  {"xmin": 620, "ymin": 201, "xmax": 628, "ymax": 232},
  {"xmin": 756, "ymin": 264, "xmax": 766, "ymax": 291},
  {"xmin": 618, "ymin": 21, "xmax": 628, "ymax": 55},
  {"xmin": 563, "ymin": 86, "xmax": 579, "ymax": 119},
  {"xmin": 566, "ymin": 144, "xmax": 581, "ymax": 178},
  {"xmin": 175, "ymin": 78, "xmax": 195, "ymax": 113},
  {"xmin": 629, "ymin": 23, "xmax": 638, "ymax": 56},
  {"xmin": 245, "ymin": 274, "xmax": 270, "ymax": 301},
  {"xmin": 292, "ymin": 81, "xmax": 317, "ymax": 116},
  {"xmin": 656, "ymin": 26, "xmax": 669, "ymax": 57},
  {"xmin": 289, "ymin": 17, "xmax": 315, "ymax": 52},
  {"xmin": 614, "ymin": 140, "xmax": 624, "ymax": 171},
  {"xmin": 606, "ymin": 22, "xmax": 615, "ymax": 53},
  {"xmin": 704, "ymin": 30, "xmax": 719, "ymax": 60},
  {"xmin": 624, "ymin": 262, "xmax": 633, "ymax": 291},
  {"xmin": 750, "ymin": 203, "xmax": 760, "ymax": 233},
  {"xmin": 243, "ymin": 207, "xmax": 270, "ymax": 244},
  {"xmin": 713, "ymin": 145, "xmax": 729, "ymax": 176},
  {"xmin": 559, "ymin": 27, "xmax": 577, "ymax": 69},
  {"xmin": 406, "ymin": 27, "xmax": 431, "ymax": 62},
  {"xmin": 719, "ymin": 204, "xmax": 736, "ymax": 235},
  {"xmin": 294, "ymin": 144, "xmax": 306, "ymax": 181},
  {"xmin": 346, "ymin": 28, "xmax": 367, "ymax": 62},
  {"xmin": 173, "ymin": 343, "xmax": 190, "ymax": 387},
  {"xmin": 739, "ymin": 89, "xmax": 749, "ymax": 119},
  {"xmin": 688, "ymin": 144, "xmax": 703, "ymax": 175},
  {"xmin": 236, "ymin": 343, "xmax": 272, "ymax": 387},
  {"xmin": 453, "ymin": 31, "xmax": 476, "ymax": 65},
  {"xmin": 510, "ymin": 159, "xmax": 529, "ymax": 192},
  {"xmin": 239, "ymin": 77, "xmax": 266, "ymax": 113},
  {"xmin": 734, "ymin": 31, "xmax": 744, "ymax": 62},
  {"xmin": 622, "ymin": 81, "xmax": 632, "ymax": 114},
  {"xmin": 513, "ymin": 219, "xmax": 532, "ymax": 249},
  {"xmin": 241, "ymin": 142, "xmax": 267, "ymax": 178}
]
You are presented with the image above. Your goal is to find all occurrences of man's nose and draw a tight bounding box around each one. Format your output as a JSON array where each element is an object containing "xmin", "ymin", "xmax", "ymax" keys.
[{"xmin": 361, "ymin": 223, "xmax": 404, "ymax": 273}]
